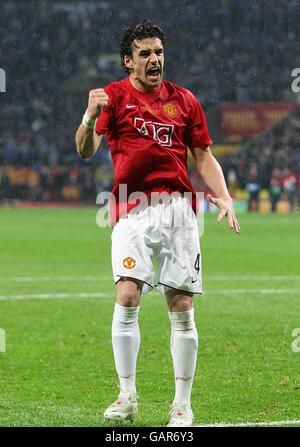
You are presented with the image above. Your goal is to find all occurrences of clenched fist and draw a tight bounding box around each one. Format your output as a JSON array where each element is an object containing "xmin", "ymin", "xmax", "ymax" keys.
[{"xmin": 87, "ymin": 88, "xmax": 109, "ymax": 119}]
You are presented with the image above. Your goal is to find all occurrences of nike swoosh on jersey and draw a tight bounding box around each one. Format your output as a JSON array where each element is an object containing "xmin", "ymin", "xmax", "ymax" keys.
[{"xmin": 126, "ymin": 105, "xmax": 138, "ymax": 109}]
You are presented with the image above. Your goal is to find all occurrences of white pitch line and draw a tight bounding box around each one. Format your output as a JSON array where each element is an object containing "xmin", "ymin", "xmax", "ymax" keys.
[
  {"xmin": 203, "ymin": 288, "xmax": 300, "ymax": 295},
  {"xmin": 207, "ymin": 275, "xmax": 300, "ymax": 281},
  {"xmin": 0, "ymin": 276, "xmax": 112, "ymax": 282},
  {"xmin": 196, "ymin": 419, "xmax": 300, "ymax": 427},
  {"xmin": 0, "ymin": 292, "xmax": 110, "ymax": 301}
]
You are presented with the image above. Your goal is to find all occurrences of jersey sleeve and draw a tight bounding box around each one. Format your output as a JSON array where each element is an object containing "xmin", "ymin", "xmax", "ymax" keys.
[
  {"xmin": 95, "ymin": 85, "xmax": 114, "ymax": 135},
  {"xmin": 186, "ymin": 92, "xmax": 213, "ymax": 150}
]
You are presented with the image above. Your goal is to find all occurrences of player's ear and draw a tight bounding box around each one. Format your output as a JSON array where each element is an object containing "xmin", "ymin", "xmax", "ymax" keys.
[{"xmin": 124, "ymin": 55, "xmax": 133, "ymax": 70}]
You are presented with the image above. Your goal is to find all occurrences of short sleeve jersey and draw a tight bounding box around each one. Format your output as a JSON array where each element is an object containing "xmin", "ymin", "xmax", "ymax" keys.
[{"xmin": 95, "ymin": 77, "xmax": 212, "ymax": 222}]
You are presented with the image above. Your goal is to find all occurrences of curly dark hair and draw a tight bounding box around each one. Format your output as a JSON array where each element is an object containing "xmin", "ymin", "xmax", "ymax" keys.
[{"xmin": 120, "ymin": 21, "xmax": 166, "ymax": 74}]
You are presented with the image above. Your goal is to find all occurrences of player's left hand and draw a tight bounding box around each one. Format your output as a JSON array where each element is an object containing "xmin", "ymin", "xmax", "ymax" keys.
[{"xmin": 207, "ymin": 194, "xmax": 240, "ymax": 234}]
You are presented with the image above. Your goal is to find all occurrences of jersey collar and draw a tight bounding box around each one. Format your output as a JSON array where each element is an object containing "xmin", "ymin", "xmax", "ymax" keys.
[{"xmin": 125, "ymin": 77, "xmax": 165, "ymax": 102}]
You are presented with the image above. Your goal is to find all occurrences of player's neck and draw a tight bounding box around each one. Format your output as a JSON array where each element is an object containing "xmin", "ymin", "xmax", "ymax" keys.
[{"xmin": 128, "ymin": 75, "xmax": 160, "ymax": 94}]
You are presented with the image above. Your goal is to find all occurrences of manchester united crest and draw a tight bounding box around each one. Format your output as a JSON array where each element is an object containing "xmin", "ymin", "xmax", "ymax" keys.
[
  {"xmin": 162, "ymin": 102, "xmax": 177, "ymax": 118},
  {"xmin": 123, "ymin": 257, "xmax": 136, "ymax": 269}
]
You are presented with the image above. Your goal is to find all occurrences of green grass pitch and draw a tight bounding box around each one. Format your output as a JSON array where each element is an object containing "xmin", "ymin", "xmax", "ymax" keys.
[{"xmin": 0, "ymin": 208, "xmax": 299, "ymax": 427}]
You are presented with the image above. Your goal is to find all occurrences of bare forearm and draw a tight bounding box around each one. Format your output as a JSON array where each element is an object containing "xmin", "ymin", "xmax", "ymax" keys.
[
  {"xmin": 192, "ymin": 147, "xmax": 240, "ymax": 233},
  {"xmin": 75, "ymin": 124, "xmax": 102, "ymax": 159},
  {"xmin": 195, "ymin": 148, "xmax": 231, "ymax": 199}
]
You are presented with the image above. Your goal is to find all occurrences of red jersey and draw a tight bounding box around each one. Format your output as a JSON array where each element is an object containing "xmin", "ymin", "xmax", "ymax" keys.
[{"xmin": 95, "ymin": 77, "xmax": 212, "ymax": 222}]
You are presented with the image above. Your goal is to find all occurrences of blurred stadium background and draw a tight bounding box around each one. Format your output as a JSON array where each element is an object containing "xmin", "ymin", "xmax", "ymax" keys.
[
  {"xmin": 1, "ymin": 0, "xmax": 300, "ymax": 428},
  {"xmin": 1, "ymin": 0, "xmax": 299, "ymax": 213}
]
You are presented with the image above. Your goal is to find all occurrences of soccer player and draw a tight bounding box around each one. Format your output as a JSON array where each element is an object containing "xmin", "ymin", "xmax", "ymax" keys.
[{"xmin": 75, "ymin": 21, "xmax": 240, "ymax": 427}]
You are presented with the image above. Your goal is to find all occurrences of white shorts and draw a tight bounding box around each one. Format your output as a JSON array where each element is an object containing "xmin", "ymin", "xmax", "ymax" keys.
[{"xmin": 111, "ymin": 195, "xmax": 202, "ymax": 295}]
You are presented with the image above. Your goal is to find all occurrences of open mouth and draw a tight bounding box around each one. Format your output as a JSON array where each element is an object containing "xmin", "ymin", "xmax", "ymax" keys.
[{"xmin": 146, "ymin": 67, "xmax": 160, "ymax": 81}]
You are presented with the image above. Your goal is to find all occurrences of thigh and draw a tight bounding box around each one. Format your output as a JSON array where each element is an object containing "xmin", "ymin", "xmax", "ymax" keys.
[{"xmin": 111, "ymin": 216, "xmax": 155, "ymax": 294}]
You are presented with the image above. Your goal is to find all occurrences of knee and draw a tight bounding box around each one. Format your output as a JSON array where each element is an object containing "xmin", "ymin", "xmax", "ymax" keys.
[
  {"xmin": 172, "ymin": 300, "xmax": 193, "ymax": 313},
  {"xmin": 116, "ymin": 278, "xmax": 142, "ymax": 307},
  {"xmin": 166, "ymin": 291, "xmax": 193, "ymax": 313}
]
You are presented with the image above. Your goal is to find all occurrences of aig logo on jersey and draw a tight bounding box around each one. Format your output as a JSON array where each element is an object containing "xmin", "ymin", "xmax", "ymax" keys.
[
  {"xmin": 134, "ymin": 118, "xmax": 174, "ymax": 147},
  {"xmin": 123, "ymin": 257, "xmax": 136, "ymax": 269}
]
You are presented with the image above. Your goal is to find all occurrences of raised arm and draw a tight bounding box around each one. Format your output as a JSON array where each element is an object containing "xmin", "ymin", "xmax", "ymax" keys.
[
  {"xmin": 193, "ymin": 146, "xmax": 240, "ymax": 234},
  {"xmin": 75, "ymin": 88, "xmax": 109, "ymax": 159}
]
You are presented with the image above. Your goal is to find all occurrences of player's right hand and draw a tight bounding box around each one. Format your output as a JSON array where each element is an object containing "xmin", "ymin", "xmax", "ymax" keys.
[{"xmin": 87, "ymin": 88, "xmax": 109, "ymax": 119}]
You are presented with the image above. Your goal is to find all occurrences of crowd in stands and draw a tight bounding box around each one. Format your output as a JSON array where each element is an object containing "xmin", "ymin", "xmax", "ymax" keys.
[
  {"xmin": 221, "ymin": 108, "xmax": 300, "ymax": 211},
  {"xmin": 0, "ymin": 0, "xmax": 299, "ymax": 208}
]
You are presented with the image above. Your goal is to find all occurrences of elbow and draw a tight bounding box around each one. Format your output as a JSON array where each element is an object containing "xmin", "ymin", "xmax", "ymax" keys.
[{"xmin": 76, "ymin": 145, "xmax": 92, "ymax": 160}]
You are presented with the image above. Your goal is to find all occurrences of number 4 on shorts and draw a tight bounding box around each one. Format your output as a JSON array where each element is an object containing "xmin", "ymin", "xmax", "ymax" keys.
[{"xmin": 194, "ymin": 254, "xmax": 200, "ymax": 274}]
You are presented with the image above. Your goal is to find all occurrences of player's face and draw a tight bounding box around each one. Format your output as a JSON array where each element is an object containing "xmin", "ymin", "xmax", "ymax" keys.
[{"xmin": 125, "ymin": 37, "xmax": 164, "ymax": 92}]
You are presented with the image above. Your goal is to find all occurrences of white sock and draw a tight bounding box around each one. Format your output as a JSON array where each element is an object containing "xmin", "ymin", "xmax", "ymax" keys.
[
  {"xmin": 169, "ymin": 308, "xmax": 198, "ymax": 405},
  {"xmin": 112, "ymin": 303, "xmax": 140, "ymax": 395}
]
